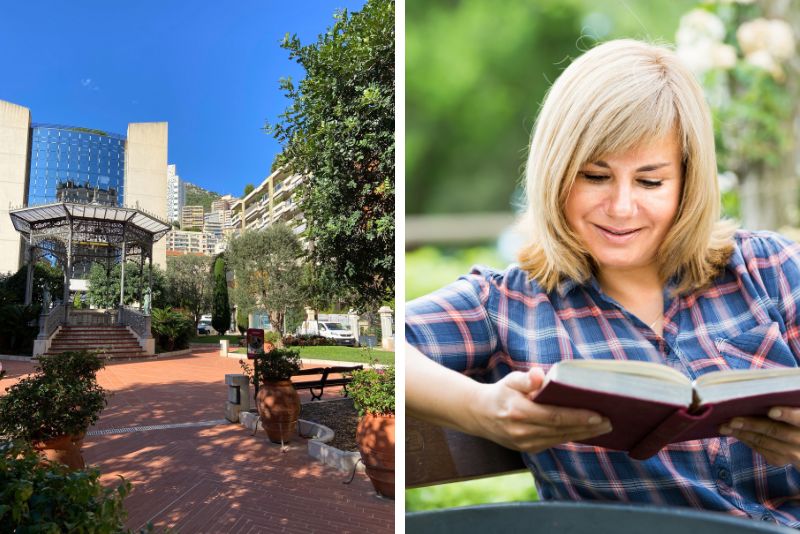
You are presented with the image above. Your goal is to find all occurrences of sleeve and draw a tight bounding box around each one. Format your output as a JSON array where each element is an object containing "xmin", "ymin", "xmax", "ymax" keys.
[
  {"xmin": 739, "ymin": 232, "xmax": 800, "ymax": 356},
  {"xmin": 405, "ymin": 268, "xmax": 499, "ymax": 373}
]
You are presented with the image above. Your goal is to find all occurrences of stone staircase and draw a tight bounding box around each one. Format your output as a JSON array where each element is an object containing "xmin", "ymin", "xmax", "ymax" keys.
[{"xmin": 45, "ymin": 326, "xmax": 147, "ymax": 359}]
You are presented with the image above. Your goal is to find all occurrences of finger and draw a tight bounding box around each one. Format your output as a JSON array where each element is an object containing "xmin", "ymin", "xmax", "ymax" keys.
[
  {"xmin": 768, "ymin": 407, "xmax": 800, "ymax": 428},
  {"xmin": 733, "ymin": 434, "xmax": 794, "ymax": 467},
  {"xmin": 529, "ymin": 421, "xmax": 614, "ymax": 439},
  {"xmin": 728, "ymin": 428, "xmax": 800, "ymax": 462},
  {"xmin": 724, "ymin": 418, "xmax": 800, "ymax": 446},
  {"xmin": 504, "ymin": 368, "xmax": 546, "ymax": 395},
  {"xmin": 526, "ymin": 424, "xmax": 615, "ymax": 451},
  {"xmin": 528, "ymin": 402, "xmax": 608, "ymax": 427}
]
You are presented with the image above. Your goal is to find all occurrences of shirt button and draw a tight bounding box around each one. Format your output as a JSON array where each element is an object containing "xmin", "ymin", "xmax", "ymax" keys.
[
  {"xmin": 717, "ymin": 468, "xmax": 731, "ymax": 484},
  {"xmin": 761, "ymin": 515, "xmax": 773, "ymax": 522}
]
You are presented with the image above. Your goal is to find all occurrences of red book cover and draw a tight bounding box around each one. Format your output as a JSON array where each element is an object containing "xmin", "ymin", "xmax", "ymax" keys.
[{"xmin": 534, "ymin": 380, "xmax": 800, "ymax": 460}]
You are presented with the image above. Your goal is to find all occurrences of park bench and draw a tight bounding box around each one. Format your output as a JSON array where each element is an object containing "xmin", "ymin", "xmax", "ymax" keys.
[
  {"xmin": 405, "ymin": 416, "xmax": 789, "ymax": 533},
  {"xmin": 291, "ymin": 365, "xmax": 363, "ymax": 401}
]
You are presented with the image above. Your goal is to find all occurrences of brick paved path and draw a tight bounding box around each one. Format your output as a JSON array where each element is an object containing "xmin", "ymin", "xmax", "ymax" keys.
[{"xmin": 0, "ymin": 350, "xmax": 394, "ymax": 533}]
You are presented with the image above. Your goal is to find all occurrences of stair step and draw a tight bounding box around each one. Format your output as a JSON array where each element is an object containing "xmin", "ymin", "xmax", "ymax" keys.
[{"xmin": 47, "ymin": 347, "xmax": 145, "ymax": 354}]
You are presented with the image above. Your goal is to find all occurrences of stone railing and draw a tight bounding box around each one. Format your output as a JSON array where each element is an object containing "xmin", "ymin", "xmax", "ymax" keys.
[
  {"xmin": 68, "ymin": 309, "xmax": 118, "ymax": 327},
  {"xmin": 33, "ymin": 303, "xmax": 66, "ymax": 356},
  {"xmin": 118, "ymin": 306, "xmax": 155, "ymax": 354},
  {"xmin": 37, "ymin": 303, "xmax": 66, "ymax": 341}
]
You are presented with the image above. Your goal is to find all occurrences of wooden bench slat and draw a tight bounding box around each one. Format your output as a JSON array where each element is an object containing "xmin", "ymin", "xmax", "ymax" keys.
[{"xmin": 406, "ymin": 416, "xmax": 527, "ymax": 488}]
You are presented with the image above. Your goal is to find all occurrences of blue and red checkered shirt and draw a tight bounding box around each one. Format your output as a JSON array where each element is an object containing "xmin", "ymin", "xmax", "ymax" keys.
[{"xmin": 406, "ymin": 230, "xmax": 800, "ymax": 527}]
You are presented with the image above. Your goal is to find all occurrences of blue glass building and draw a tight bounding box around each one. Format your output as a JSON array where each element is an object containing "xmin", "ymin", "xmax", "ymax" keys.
[{"xmin": 27, "ymin": 124, "xmax": 126, "ymax": 207}]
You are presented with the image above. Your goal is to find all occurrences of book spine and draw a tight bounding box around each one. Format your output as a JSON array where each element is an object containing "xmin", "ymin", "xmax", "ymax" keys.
[{"xmin": 628, "ymin": 405, "xmax": 713, "ymax": 460}]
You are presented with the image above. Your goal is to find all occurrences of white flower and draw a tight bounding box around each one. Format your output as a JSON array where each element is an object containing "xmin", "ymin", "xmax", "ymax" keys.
[
  {"xmin": 712, "ymin": 43, "xmax": 738, "ymax": 69},
  {"xmin": 677, "ymin": 9, "xmax": 726, "ymax": 47},
  {"xmin": 745, "ymin": 50, "xmax": 785, "ymax": 81},
  {"xmin": 737, "ymin": 18, "xmax": 795, "ymax": 61},
  {"xmin": 677, "ymin": 41, "xmax": 715, "ymax": 75}
]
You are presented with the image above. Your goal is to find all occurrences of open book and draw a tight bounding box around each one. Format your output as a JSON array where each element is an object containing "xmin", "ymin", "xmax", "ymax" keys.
[{"xmin": 532, "ymin": 359, "xmax": 800, "ymax": 460}]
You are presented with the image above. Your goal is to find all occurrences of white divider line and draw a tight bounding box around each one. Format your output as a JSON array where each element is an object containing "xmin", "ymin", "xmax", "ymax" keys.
[{"xmin": 87, "ymin": 419, "xmax": 228, "ymax": 436}]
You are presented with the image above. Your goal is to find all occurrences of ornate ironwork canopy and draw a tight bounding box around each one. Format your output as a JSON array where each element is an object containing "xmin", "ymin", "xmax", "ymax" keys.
[{"xmin": 9, "ymin": 202, "xmax": 170, "ymax": 307}]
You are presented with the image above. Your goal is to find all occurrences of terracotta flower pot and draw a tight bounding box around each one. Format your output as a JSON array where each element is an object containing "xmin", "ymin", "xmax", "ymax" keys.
[
  {"xmin": 356, "ymin": 413, "xmax": 395, "ymax": 498},
  {"xmin": 33, "ymin": 435, "xmax": 85, "ymax": 470},
  {"xmin": 256, "ymin": 380, "xmax": 301, "ymax": 443}
]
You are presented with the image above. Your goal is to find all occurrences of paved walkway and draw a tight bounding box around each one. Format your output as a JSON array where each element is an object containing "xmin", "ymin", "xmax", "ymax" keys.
[{"xmin": 0, "ymin": 350, "xmax": 394, "ymax": 533}]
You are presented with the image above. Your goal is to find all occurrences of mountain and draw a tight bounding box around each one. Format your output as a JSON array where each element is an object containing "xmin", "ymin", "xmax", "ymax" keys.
[{"xmin": 184, "ymin": 183, "xmax": 221, "ymax": 212}]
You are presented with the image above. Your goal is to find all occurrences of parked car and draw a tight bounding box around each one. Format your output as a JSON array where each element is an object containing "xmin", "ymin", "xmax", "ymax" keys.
[{"xmin": 197, "ymin": 321, "xmax": 215, "ymax": 335}]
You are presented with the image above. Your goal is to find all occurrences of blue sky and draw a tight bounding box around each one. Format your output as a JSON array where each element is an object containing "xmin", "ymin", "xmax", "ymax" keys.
[{"xmin": 1, "ymin": 0, "xmax": 366, "ymax": 197}]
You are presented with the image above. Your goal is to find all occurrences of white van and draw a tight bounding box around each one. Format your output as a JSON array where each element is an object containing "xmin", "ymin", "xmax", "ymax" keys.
[{"xmin": 298, "ymin": 320, "xmax": 356, "ymax": 346}]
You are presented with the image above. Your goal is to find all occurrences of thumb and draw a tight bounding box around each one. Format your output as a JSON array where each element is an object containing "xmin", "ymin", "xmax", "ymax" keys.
[{"xmin": 504, "ymin": 367, "xmax": 546, "ymax": 394}]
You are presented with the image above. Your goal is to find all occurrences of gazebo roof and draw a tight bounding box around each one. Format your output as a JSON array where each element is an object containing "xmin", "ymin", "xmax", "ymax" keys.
[{"xmin": 10, "ymin": 202, "xmax": 171, "ymax": 239}]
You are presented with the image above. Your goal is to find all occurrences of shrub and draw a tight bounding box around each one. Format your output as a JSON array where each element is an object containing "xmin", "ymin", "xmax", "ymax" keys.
[
  {"xmin": 0, "ymin": 441, "xmax": 133, "ymax": 532},
  {"xmin": 240, "ymin": 347, "xmax": 301, "ymax": 383},
  {"xmin": 282, "ymin": 334, "xmax": 335, "ymax": 347},
  {"xmin": 236, "ymin": 307, "xmax": 248, "ymax": 334},
  {"xmin": 0, "ymin": 304, "xmax": 41, "ymax": 355},
  {"xmin": 0, "ymin": 351, "xmax": 107, "ymax": 442},
  {"xmin": 349, "ymin": 365, "xmax": 395, "ymax": 416},
  {"xmin": 264, "ymin": 330, "xmax": 280, "ymax": 346},
  {"xmin": 150, "ymin": 307, "xmax": 194, "ymax": 352}
]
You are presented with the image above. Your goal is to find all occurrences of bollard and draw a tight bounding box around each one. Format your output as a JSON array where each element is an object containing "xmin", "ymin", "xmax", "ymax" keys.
[
  {"xmin": 220, "ymin": 339, "xmax": 230, "ymax": 357},
  {"xmin": 224, "ymin": 373, "xmax": 251, "ymax": 423}
]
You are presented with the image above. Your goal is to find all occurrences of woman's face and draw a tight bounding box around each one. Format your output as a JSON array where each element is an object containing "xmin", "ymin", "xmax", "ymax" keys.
[{"xmin": 564, "ymin": 131, "xmax": 683, "ymax": 278}]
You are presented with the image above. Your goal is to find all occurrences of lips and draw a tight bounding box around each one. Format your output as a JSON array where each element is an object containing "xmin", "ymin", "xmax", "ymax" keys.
[{"xmin": 594, "ymin": 224, "xmax": 642, "ymax": 242}]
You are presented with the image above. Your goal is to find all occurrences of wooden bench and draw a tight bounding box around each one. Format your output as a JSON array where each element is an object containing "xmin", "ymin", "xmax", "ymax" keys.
[
  {"xmin": 406, "ymin": 415, "xmax": 525, "ymax": 488},
  {"xmin": 291, "ymin": 365, "xmax": 363, "ymax": 401}
]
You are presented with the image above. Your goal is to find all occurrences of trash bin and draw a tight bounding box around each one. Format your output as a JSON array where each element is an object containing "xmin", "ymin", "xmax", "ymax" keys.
[
  {"xmin": 361, "ymin": 334, "xmax": 377, "ymax": 348},
  {"xmin": 406, "ymin": 502, "xmax": 793, "ymax": 534}
]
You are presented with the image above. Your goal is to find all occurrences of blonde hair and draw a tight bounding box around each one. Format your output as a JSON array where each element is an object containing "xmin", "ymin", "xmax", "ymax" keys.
[{"xmin": 517, "ymin": 39, "xmax": 736, "ymax": 295}]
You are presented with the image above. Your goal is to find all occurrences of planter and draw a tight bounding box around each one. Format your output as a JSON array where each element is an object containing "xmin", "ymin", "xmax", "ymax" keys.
[
  {"xmin": 33, "ymin": 435, "xmax": 85, "ymax": 470},
  {"xmin": 356, "ymin": 413, "xmax": 395, "ymax": 498},
  {"xmin": 256, "ymin": 380, "xmax": 301, "ymax": 443}
]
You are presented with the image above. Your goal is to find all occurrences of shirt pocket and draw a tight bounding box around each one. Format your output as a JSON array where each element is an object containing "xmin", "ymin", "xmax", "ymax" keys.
[{"xmin": 714, "ymin": 322, "xmax": 798, "ymax": 370}]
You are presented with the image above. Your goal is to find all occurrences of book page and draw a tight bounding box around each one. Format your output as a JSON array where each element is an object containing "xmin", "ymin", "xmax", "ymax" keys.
[
  {"xmin": 694, "ymin": 368, "xmax": 800, "ymax": 405},
  {"xmin": 546, "ymin": 360, "xmax": 692, "ymax": 406}
]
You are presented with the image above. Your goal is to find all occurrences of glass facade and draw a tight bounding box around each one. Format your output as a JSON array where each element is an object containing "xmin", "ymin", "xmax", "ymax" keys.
[{"xmin": 27, "ymin": 124, "xmax": 126, "ymax": 207}]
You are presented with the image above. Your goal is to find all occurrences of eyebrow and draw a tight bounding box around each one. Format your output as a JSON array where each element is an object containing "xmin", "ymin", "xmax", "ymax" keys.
[{"xmin": 589, "ymin": 161, "xmax": 672, "ymax": 172}]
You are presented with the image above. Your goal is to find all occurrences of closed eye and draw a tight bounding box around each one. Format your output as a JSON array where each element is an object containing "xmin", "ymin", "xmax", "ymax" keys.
[
  {"xmin": 637, "ymin": 179, "xmax": 663, "ymax": 188},
  {"xmin": 579, "ymin": 173, "xmax": 609, "ymax": 183}
]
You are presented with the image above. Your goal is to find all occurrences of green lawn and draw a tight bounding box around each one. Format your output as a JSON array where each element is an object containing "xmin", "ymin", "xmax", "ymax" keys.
[
  {"xmin": 191, "ymin": 335, "xmax": 242, "ymax": 344},
  {"xmin": 232, "ymin": 344, "xmax": 394, "ymax": 365},
  {"xmin": 406, "ymin": 473, "xmax": 538, "ymax": 511}
]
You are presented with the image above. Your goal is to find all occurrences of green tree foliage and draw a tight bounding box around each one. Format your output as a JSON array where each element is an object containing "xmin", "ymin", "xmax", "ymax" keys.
[
  {"xmin": 227, "ymin": 224, "xmax": 304, "ymax": 340},
  {"xmin": 236, "ymin": 307, "xmax": 249, "ymax": 334},
  {"xmin": 164, "ymin": 255, "xmax": 213, "ymax": 325},
  {"xmin": 87, "ymin": 262, "xmax": 166, "ymax": 309},
  {"xmin": 150, "ymin": 307, "xmax": 195, "ymax": 352},
  {"xmin": 211, "ymin": 255, "xmax": 231, "ymax": 334},
  {"xmin": 243, "ymin": 183, "xmax": 255, "ymax": 196},
  {"xmin": 269, "ymin": 0, "xmax": 394, "ymax": 310},
  {"xmin": 0, "ymin": 262, "xmax": 63, "ymax": 307},
  {"xmin": 184, "ymin": 182, "xmax": 221, "ymax": 212}
]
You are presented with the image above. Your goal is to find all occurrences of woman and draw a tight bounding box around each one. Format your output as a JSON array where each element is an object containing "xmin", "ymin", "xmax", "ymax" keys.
[{"xmin": 406, "ymin": 39, "xmax": 800, "ymax": 526}]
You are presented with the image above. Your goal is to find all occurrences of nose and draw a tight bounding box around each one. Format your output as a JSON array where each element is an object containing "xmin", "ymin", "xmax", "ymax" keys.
[{"xmin": 606, "ymin": 181, "xmax": 636, "ymax": 218}]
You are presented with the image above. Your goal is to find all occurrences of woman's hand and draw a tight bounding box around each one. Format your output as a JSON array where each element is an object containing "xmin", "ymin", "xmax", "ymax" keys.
[
  {"xmin": 720, "ymin": 407, "xmax": 800, "ymax": 468},
  {"xmin": 469, "ymin": 368, "xmax": 613, "ymax": 453}
]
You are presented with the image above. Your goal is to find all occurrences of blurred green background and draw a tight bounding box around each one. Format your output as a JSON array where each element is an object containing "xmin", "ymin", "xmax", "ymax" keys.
[{"xmin": 406, "ymin": 0, "xmax": 800, "ymax": 512}]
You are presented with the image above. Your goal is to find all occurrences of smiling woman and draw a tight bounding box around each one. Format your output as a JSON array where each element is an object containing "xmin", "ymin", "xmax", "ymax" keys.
[{"xmin": 406, "ymin": 39, "xmax": 800, "ymax": 527}]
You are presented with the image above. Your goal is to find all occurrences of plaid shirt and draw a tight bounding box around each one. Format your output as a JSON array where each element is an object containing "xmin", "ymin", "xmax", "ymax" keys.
[{"xmin": 406, "ymin": 230, "xmax": 800, "ymax": 527}]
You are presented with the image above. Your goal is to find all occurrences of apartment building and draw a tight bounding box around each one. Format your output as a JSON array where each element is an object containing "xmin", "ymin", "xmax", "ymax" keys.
[
  {"xmin": 180, "ymin": 205, "xmax": 204, "ymax": 230},
  {"xmin": 165, "ymin": 230, "xmax": 218, "ymax": 256},
  {"xmin": 166, "ymin": 164, "xmax": 185, "ymax": 223},
  {"xmin": 230, "ymin": 167, "xmax": 306, "ymax": 238}
]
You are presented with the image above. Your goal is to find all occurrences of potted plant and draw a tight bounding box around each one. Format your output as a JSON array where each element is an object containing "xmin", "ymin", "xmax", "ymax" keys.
[
  {"xmin": 0, "ymin": 351, "xmax": 108, "ymax": 469},
  {"xmin": 0, "ymin": 441, "xmax": 131, "ymax": 531},
  {"xmin": 241, "ymin": 347, "xmax": 302, "ymax": 444},
  {"xmin": 349, "ymin": 365, "xmax": 395, "ymax": 498}
]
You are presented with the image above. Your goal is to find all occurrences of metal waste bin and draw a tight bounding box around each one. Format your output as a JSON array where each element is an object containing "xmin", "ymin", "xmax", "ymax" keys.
[{"xmin": 406, "ymin": 502, "xmax": 794, "ymax": 534}]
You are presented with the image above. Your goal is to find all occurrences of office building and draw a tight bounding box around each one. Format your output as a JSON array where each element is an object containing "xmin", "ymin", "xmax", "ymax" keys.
[{"xmin": 0, "ymin": 99, "xmax": 168, "ymax": 273}]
